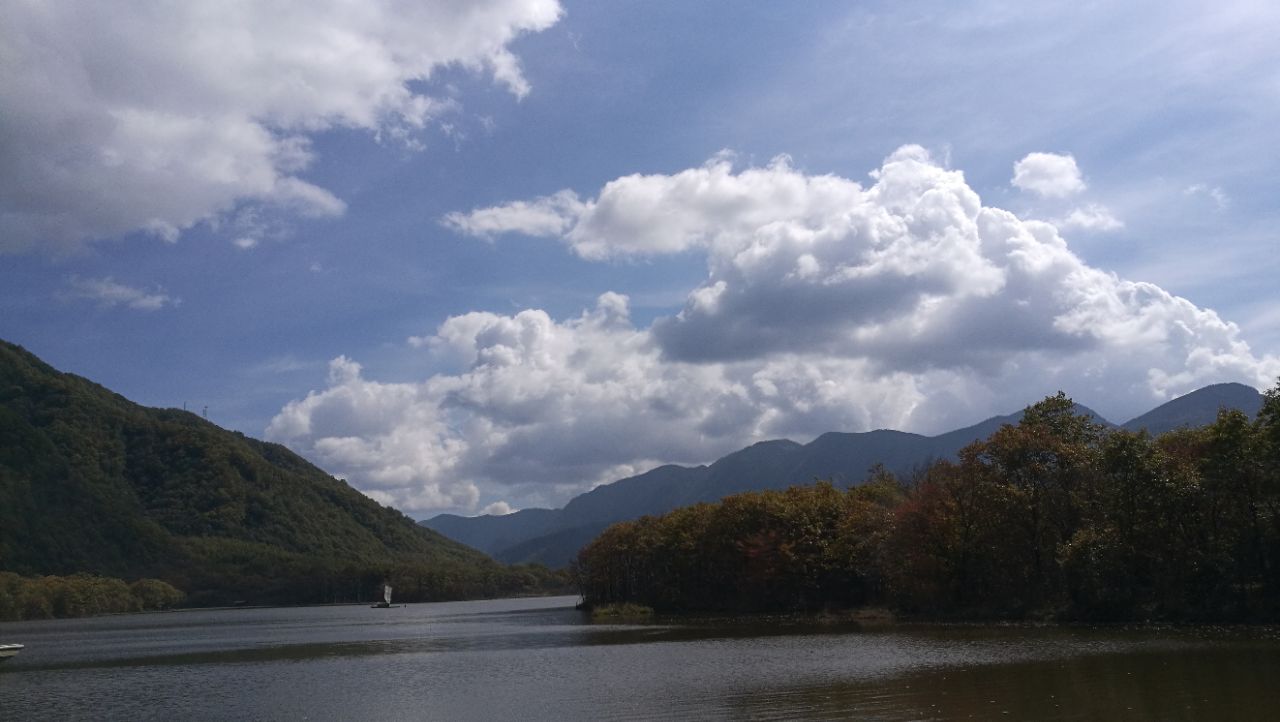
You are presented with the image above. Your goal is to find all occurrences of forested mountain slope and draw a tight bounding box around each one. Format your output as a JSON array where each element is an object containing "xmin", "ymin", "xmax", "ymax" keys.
[{"xmin": 0, "ymin": 340, "xmax": 553, "ymax": 606}]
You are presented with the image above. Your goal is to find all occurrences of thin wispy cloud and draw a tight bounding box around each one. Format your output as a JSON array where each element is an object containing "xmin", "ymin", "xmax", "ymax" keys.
[
  {"xmin": 1053, "ymin": 204, "xmax": 1124, "ymax": 233},
  {"xmin": 66, "ymin": 277, "xmax": 178, "ymax": 311},
  {"xmin": 1184, "ymin": 183, "xmax": 1230, "ymax": 210}
]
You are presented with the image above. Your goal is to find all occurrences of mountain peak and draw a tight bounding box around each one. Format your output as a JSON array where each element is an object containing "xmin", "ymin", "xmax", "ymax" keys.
[{"xmin": 1122, "ymin": 383, "xmax": 1262, "ymax": 434}]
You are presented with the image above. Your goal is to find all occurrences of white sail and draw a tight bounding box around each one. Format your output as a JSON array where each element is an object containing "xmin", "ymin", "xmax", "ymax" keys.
[{"xmin": 383, "ymin": 584, "xmax": 393, "ymax": 605}]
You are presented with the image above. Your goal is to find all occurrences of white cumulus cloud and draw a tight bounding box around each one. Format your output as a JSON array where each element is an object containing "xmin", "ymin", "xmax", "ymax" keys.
[
  {"xmin": 273, "ymin": 147, "xmax": 1279, "ymax": 514},
  {"xmin": 481, "ymin": 501, "xmax": 516, "ymax": 516},
  {"xmin": 1053, "ymin": 204, "xmax": 1124, "ymax": 232},
  {"xmin": 442, "ymin": 190, "xmax": 586, "ymax": 240},
  {"xmin": 1012, "ymin": 152, "xmax": 1087, "ymax": 198},
  {"xmin": 0, "ymin": 0, "xmax": 563, "ymax": 253},
  {"xmin": 444, "ymin": 151, "xmax": 867, "ymax": 260}
]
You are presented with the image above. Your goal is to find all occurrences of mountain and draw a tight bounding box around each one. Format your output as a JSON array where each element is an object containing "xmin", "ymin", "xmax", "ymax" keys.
[
  {"xmin": 424, "ymin": 428, "xmax": 974, "ymax": 568},
  {"xmin": 423, "ymin": 390, "xmax": 1256, "ymax": 569},
  {"xmin": 424, "ymin": 507, "xmax": 562, "ymax": 555},
  {"xmin": 0, "ymin": 340, "xmax": 549, "ymax": 606},
  {"xmin": 1121, "ymin": 383, "xmax": 1263, "ymax": 435}
]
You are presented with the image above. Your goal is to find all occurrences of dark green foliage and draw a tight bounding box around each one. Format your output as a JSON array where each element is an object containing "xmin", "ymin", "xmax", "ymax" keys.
[
  {"xmin": 0, "ymin": 340, "xmax": 570, "ymax": 607},
  {"xmin": 576, "ymin": 477, "xmax": 903, "ymax": 613},
  {"xmin": 0, "ymin": 572, "xmax": 183, "ymax": 621},
  {"xmin": 577, "ymin": 383, "xmax": 1280, "ymax": 622}
]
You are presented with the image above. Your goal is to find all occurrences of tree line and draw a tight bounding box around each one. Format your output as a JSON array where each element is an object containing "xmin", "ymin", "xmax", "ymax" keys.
[
  {"xmin": 0, "ymin": 562, "xmax": 570, "ymax": 621},
  {"xmin": 166, "ymin": 539, "xmax": 573, "ymax": 608},
  {"xmin": 0, "ymin": 572, "xmax": 184, "ymax": 621},
  {"xmin": 575, "ymin": 383, "xmax": 1280, "ymax": 622}
]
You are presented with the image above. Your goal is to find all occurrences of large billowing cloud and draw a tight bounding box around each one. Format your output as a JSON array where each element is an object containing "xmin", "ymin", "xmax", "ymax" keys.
[
  {"xmin": 273, "ymin": 147, "xmax": 1279, "ymax": 514},
  {"xmin": 0, "ymin": 0, "xmax": 562, "ymax": 253}
]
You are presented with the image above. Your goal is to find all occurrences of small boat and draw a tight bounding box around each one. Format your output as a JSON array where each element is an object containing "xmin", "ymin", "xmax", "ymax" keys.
[
  {"xmin": 370, "ymin": 583, "xmax": 399, "ymax": 609},
  {"xmin": 0, "ymin": 643, "xmax": 23, "ymax": 661}
]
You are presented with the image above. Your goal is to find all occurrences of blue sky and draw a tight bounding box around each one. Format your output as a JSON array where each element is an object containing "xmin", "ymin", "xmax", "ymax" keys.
[{"xmin": 3, "ymin": 1, "xmax": 1278, "ymax": 515}]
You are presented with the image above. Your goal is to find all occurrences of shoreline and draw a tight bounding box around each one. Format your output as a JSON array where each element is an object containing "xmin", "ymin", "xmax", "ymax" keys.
[
  {"xmin": 582, "ymin": 602, "xmax": 1280, "ymax": 636},
  {"xmin": 0, "ymin": 591, "xmax": 581, "ymax": 625}
]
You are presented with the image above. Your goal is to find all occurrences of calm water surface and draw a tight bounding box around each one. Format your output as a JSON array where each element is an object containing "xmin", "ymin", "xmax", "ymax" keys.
[{"xmin": 2, "ymin": 595, "xmax": 1278, "ymax": 720}]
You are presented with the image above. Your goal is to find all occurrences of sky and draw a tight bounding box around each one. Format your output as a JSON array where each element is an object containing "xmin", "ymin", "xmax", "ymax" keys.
[{"xmin": 3, "ymin": 0, "xmax": 1279, "ymax": 517}]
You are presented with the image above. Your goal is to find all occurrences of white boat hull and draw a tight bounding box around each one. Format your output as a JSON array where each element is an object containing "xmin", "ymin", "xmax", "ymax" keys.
[{"xmin": 0, "ymin": 643, "xmax": 23, "ymax": 660}]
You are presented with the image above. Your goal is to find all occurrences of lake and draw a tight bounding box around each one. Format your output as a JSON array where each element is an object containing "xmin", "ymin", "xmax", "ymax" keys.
[{"xmin": 2, "ymin": 595, "xmax": 1278, "ymax": 720}]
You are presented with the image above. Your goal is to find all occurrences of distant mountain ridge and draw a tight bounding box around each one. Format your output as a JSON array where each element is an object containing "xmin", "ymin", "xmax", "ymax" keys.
[
  {"xmin": 1121, "ymin": 383, "xmax": 1263, "ymax": 434},
  {"xmin": 422, "ymin": 384, "xmax": 1263, "ymax": 568}
]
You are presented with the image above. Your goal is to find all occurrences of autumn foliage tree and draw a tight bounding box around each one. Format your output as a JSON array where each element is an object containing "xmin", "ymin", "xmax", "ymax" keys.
[{"xmin": 577, "ymin": 383, "xmax": 1280, "ymax": 621}]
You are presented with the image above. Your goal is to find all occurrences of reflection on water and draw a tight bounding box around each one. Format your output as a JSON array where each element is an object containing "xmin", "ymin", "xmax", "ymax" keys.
[
  {"xmin": 2, "ymin": 596, "xmax": 1278, "ymax": 720},
  {"xmin": 729, "ymin": 644, "xmax": 1280, "ymax": 721}
]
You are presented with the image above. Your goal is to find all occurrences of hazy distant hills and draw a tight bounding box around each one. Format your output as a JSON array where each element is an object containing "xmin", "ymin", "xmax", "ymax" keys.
[
  {"xmin": 423, "ymin": 383, "xmax": 1263, "ymax": 568},
  {"xmin": 1121, "ymin": 383, "xmax": 1263, "ymax": 435},
  {"xmin": 0, "ymin": 340, "xmax": 508, "ymax": 605}
]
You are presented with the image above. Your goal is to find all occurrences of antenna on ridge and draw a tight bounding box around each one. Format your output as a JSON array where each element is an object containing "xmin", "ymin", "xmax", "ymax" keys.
[{"xmin": 202, "ymin": 405, "xmax": 208, "ymax": 419}]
